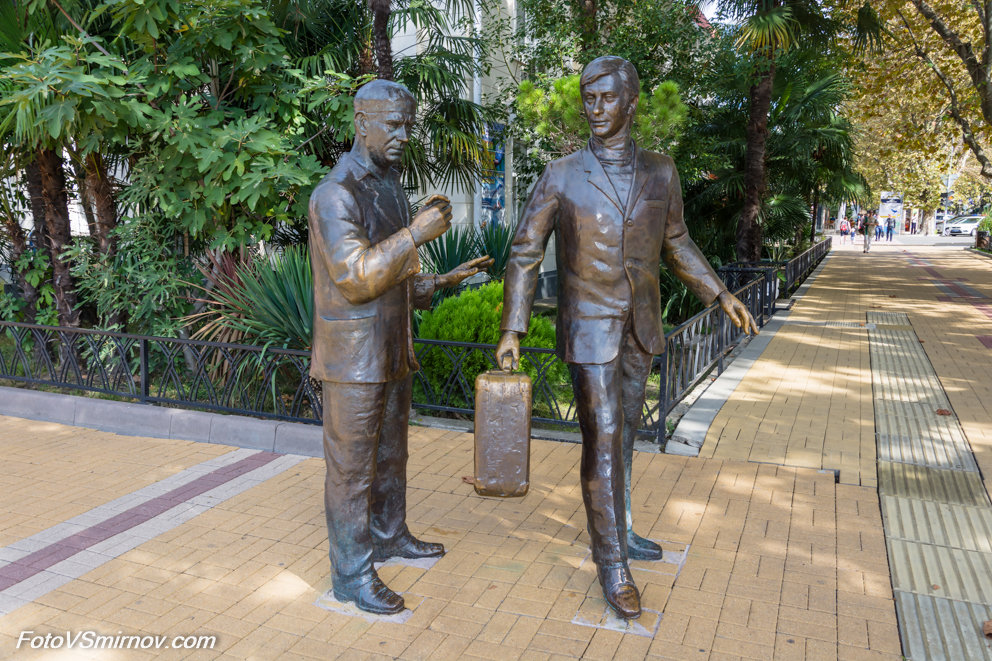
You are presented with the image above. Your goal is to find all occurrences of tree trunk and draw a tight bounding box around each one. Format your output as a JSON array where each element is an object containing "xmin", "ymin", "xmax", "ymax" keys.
[
  {"xmin": 84, "ymin": 152, "xmax": 118, "ymax": 258},
  {"xmin": 809, "ymin": 188, "xmax": 820, "ymax": 244},
  {"xmin": 736, "ymin": 61, "xmax": 775, "ymax": 263},
  {"xmin": 36, "ymin": 147, "xmax": 79, "ymax": 328},
  {"xmin": 370, "ymin": 0, "xmax": 393, "ymax": 80},
  {"xmin": 577, "ymin": 0, "xmax": 597, "ymax": 52},
  {"xmin": 71, "ymin": 156, "xmax": 98, "ymax": 238},
  {"xmin": 24, "ymin": 160, "xmax": 49, "ymax": 261},
  {"xmin": 0, "ymin": 209, "xmax": 38, "ymax": 321},
  {"xmin": 84, "ymin": 151, "xmax": 127, "ymax": 328}
]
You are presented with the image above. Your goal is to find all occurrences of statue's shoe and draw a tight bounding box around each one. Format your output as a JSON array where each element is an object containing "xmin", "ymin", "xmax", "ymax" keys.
[
  {"xmin": 627, "ymin": 531, "xmax": 664, "ymax": 561},
  {"xmin": 373, "ymin": 534, "xmax": 445, "ymax": 562},
  {"xmin": 333, "ymin": 572, "xmax": 404, "ymax": 615},
  {"xmin": 597, "ymin": 563, "xmax": 641, "ymax": 619}
]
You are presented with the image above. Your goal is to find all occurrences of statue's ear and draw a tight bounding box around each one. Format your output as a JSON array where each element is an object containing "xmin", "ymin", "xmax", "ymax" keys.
[
  {"xmin": 627, "ymin": 93, "xmax": 639, "ymax": 118},
  {"xmin": 354, "ymin": 111, "xmax": 368, "ymax": 138}
]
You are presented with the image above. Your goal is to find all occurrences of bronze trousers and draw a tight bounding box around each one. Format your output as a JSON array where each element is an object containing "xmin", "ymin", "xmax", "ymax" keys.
[
  {"xmin": 321, "ymin": 377, "xmax": 412, "ymax": 590},
  {"xmin": 568, "ymin": 331, "xmax": 653, "ymax": 568}
]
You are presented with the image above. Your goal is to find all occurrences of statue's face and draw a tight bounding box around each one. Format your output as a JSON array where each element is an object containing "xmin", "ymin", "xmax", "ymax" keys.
[
  {"xmin": 582, "ymin": 73, "xmax": 636, "ymax": 140},
  {"xmin": 356, "ymin": 107, "xmax": 415, "ymax": 168}
]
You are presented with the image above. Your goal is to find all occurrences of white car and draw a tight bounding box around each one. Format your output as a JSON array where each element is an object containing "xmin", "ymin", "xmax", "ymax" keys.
[{"xmin": 943, "ymin": 215, "xmax": 983, "ymax": 236}]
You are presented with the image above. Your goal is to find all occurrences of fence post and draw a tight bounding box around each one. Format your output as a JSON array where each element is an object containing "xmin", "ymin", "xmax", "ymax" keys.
[
  {"xmin": 656, "ymin": 351, "xmax": 669, "ymax": 446},
  {"xmin": 140, "ymin": 338, "xmax": 150, "ymax": 403},
  {"xmin": 717, "ymin": 312, "xmax": 726, "ymax": 375},
  {"xmin": 764, "ymin": 270, "xmax": 773, "ymax": 321}
]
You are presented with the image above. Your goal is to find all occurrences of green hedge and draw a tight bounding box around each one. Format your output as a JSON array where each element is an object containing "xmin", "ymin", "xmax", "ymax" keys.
[{"xmin": 415, "ymin": 281, "xmax": 568, "ymax": 408}]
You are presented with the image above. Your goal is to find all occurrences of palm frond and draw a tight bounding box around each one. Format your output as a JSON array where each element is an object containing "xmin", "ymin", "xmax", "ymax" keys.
[{"xmin": 735, "ymin": 4, "xmax": 797, "ymax": 55}]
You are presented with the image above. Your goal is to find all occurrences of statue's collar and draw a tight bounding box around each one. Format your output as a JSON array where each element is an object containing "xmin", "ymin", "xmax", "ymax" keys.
[
  {"xmin": 584, "ymin": 139, "xmax": 638, "ymax": 169},
  {"xmin": 346, "ymin": 151, "xmax": 398, "ymax": 182}
]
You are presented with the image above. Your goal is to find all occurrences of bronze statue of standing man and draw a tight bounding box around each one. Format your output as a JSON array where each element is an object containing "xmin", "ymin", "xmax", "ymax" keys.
[
  {"xmin": 496, "ymin": 57, "xmax": 758, "ymax": 619},
  {"xmin": 309, "ymin": 79, "xmax": 490, "ymax": 614}
]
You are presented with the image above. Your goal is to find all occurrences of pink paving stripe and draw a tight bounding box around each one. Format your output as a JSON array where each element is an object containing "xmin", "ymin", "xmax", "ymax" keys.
[
  {"xmin": 0, "ymin": 451, "xmax": 279, "ymax": 592},
  {"xmin": 907, "ymin": 252, "xmax": 992, "ymax": 321},
  {"xmin": 975, "ymin": 304, "xmax": 992, "ymax": 321},
  {"xmin": 978, "ymin": 336, "xmax": 992, "ymax": 349}
]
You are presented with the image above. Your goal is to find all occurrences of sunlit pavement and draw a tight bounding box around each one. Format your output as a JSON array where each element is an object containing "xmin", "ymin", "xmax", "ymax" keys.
[{"xmin": 1, "ymin": 244, "xmax": 991, "ymax": 659}]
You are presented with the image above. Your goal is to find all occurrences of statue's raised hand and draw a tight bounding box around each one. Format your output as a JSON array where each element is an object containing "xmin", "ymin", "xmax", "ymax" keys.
[{"xmin": 409, "ymin": 194, "xmax": 452, "ymax": 246}]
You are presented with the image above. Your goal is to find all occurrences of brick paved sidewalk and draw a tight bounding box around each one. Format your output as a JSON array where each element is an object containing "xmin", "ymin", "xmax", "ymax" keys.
[
  {"xmin": 0, "ymin": 412, "xmax": 897, "ymax": 660},
  {"xmin": 702, "ymin": 243, "xmax": 992, "ymax": 494}
]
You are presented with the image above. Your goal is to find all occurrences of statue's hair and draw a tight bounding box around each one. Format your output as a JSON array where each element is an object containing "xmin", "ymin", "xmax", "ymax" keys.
[
  {"xmin": 579, "ymin": 56, "xmax": 640, "ymax": 103},
  {"xmin": 354, "ymin": 79, "xmax": 416, "ymax": 114}
]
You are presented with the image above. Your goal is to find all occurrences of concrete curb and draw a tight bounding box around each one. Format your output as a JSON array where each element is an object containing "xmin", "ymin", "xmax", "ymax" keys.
[
  {"xmin": 665, "ymin": 252, "xmax": 834, "ymax": 456},
  {"xmin": 966, "ymin": 247, "xmax": 992, "ymax": 260},
  {"xmin": 0, "ymin": 386, "xmax": 324, "ymax": 457}
]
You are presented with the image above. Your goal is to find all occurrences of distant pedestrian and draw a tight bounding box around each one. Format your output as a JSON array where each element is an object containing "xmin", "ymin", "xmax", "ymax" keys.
[
  {"xmin": 864, "ymin": 213, "xmax": 879, "ymax": 253},
  {"xmin": 911, "ymin": 219, "xmax": 917, "ymax": 234},
  {"xmin": 874, "ymin": 222, "xmax": 883, "ymax": 241},
  {"xmin": 885, "ymin": 218, "xmax": 895, "ymax": 241},
  {"xmin": 839, "ymin": 218, "xmax": 850, "ymax": 244}
]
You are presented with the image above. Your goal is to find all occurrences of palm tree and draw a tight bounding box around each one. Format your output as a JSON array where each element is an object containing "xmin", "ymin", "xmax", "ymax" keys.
[
  {"xmin": 267, "ymin": 0, "xmax": 492, "ymax": 194},
  {"xmin": 683, "ymin": 45, "xmax": 867, "ymax": 260},
  {"xmin": 0, "ymin": 1, "xmax": 83, "ymax": 326},
  {"xmin": 717, "ymin": 0, "xmax": 880, "ymax": 261}
]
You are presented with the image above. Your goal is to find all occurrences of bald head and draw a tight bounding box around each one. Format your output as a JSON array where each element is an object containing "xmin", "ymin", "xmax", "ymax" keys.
[
  {"xmin": 352, "ymin": 80, "xmax": 417, "ymax": 170},
  {"xmin": 354, "ymin": 79, "xmax": 416, "ymax": 115}
]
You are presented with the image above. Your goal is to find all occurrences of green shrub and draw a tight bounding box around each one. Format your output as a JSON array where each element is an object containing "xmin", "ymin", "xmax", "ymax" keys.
[{"xmin": 415, "ymin": 280, "xmax": 567, "ymax": 408}]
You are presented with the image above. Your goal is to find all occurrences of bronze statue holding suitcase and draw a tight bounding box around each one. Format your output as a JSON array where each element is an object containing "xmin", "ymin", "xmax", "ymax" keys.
[
  {"xmin": 309, "ymin": 79, "xmax": 491, "ymax": 615},
  {"xmin": 496, "ymin": 56, "xmax": 758, "ymax": 619}
]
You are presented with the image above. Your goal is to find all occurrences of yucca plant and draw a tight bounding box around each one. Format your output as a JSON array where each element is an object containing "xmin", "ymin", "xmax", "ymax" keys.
[
  {"xmin": 418, "ymin": 224, "xmax": 480, "ymax": 305},
  {"xmin": 188, "ymin": 246, "xmax": 314, "ymax": 351},
  {"xmin": 475, "ymin": 220, "xmax": 516, "ymax": 282}
]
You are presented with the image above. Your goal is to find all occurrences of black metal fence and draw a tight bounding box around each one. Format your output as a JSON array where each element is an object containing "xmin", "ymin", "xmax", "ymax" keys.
[
  {"xmin": 717, "ymin": 238, "xmax": 832, "ymax": 311},
  {"xmin": 0, "ymin": 240, "xmax": 828, "ymax": 440},
  {"xmin": 0, "ymin": 277, "xmax": 765, "ymax": 440},
  {"xmin": 0, "ymin": 324, "xmax": 320, "ymax": 422},
  {"xmin": 783, "ymin": 238, "xmax": 831, "ymax": 295}
]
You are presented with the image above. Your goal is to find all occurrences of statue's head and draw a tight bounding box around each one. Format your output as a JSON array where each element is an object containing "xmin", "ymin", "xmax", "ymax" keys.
[
  {"xmin": 354, "ymin": 79, "xmax": 417, "ymax": 168},
  {"xmin": 579, "ymin": 56, "xmax": 639, "ymax": 141}
]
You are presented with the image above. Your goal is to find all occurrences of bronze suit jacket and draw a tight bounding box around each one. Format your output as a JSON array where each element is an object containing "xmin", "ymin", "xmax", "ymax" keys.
[
  {"xmin": 501, "ymin": 143, "xmax": 727, "ymax": 364},
  {"xmin": 309, "ymin": 152, "xmax": 434, "ymax": 383}
]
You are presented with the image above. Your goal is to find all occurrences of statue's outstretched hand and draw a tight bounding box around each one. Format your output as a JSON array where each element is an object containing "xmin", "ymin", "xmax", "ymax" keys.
[
  {"xmin": 717, "ymin": 291, "xmax": 759, "ymax": 336},
  {"xmin": 436, "ymin": 256, "xmax": 493, "ymax": 289},
  {"xmin": 495, "ymin": 331, "xmax": 520, "ymax": 372}
]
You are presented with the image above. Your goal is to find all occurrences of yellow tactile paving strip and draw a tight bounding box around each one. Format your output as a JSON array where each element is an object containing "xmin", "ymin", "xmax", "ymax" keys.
[
  {"xmin": 702, "ymin": 243, "xmax": 992, "ymax": 492},
  {"xmin": 0, "ymin": 415, "xmax": 232, "ymax": 546},
  {"xmin": 0, "ymin": 416, "xmax": 898, "ymax": 660}
]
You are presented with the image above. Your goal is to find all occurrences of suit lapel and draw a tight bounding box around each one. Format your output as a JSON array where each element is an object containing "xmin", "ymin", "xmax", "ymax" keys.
[
  {"xmin": 582, "ymin": 145, "xmax": 624, "ymax": 214},
  {"xmin": 624, "ymin": 145, "xmax": 650, "ymax": 214}
]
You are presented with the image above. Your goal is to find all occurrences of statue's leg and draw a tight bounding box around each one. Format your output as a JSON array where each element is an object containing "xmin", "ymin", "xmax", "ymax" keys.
[
  {"xmin": 570, "ymin": 361, "xmax": 640, "ymax": 619},
  {"xmin": 323, "ymin": 382, "xmax": 404, "ymax": 614},
  {"xmin": 621, "ymin": 339, "xmax": 664, "ymax": 561},
  {"xmin": 370, "ymin": 376, "xmax": 443, "ymax": 561}
]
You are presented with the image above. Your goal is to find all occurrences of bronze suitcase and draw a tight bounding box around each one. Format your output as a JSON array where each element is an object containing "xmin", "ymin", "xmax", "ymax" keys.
[{"xmin": 473, "ymin": 370, "xmax": 532, "ymax": 497}]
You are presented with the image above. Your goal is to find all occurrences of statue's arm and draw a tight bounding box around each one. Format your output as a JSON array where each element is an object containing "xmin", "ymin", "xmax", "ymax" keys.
[
  {"xmin": 660, "ymin": 163, "xmax": 728, "ymax": 306},
  {"xmin": 311, "ymin": 187, "xmax": 420, "ymax": 305},
  {"xmin": 410, "ymin": 274, "xmax": 436, "ymax": 310},
  {"xmin": 501, "ymin": 165, "xmax": 559, "ymax": 336}
]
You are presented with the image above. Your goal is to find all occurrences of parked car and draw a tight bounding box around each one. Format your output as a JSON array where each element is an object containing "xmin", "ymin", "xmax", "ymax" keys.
[{"xmin": 943, "ymin": 215, "xmax": 983, "ymax": 236}]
